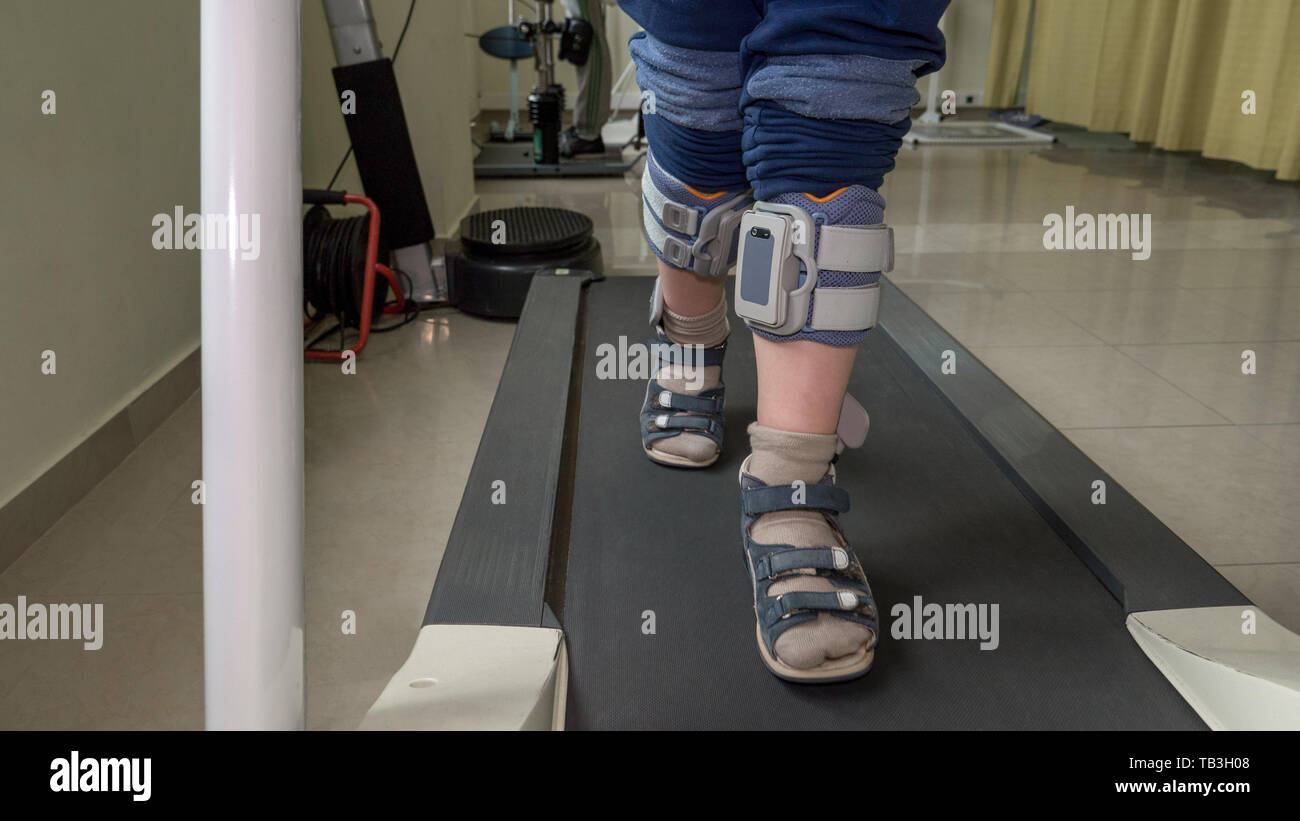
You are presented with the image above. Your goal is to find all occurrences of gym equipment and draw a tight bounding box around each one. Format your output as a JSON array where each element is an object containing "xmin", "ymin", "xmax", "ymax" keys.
[
  {"xmin": 445, "ymin": 206, "xmax": 602, "ymax": 318},
  {"xmin": 363, "ymin": 273, "xmax": 1300, "ymax": 730},
  {"xmin": 301, "ymin": 189, "xmax": 409, "ymax": 362},
  {"xmin": 478, "ymin": 25, "xmax": 534, "ymax": 143},
  {"xmin": 734, "ymin": 201, "xmax": 890, "ymax": 335},
  {"xmin": 323, "ymin": 0, "xmax": 445, "ymax": 301},
  {"xmin": 473, "ymin": 0, "xmax": 641, "ymax": 178}
]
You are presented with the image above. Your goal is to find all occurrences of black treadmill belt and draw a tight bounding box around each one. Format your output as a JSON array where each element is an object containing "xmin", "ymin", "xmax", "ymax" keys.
[{"xmin": 560, "ymin": 276, "xmax": 1205, "ymax": 730}]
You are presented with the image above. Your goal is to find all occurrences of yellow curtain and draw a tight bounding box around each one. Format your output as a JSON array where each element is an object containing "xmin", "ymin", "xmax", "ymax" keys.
[
  {"xmin": 986, "ymin": 0, "xmax": 1300, "ymax": 180},
  {"xmin": 983, "ymin": 0, "xmax": 1032, "ymax": 107}
]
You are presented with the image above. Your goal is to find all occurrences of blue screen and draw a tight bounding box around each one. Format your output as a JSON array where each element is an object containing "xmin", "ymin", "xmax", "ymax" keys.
[{"xmin": 740, "ymin": 234, "xmax": 774, "ymax": 306}]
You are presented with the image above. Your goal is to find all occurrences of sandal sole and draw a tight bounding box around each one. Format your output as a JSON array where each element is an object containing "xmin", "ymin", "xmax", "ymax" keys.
[{"xmin": 643, "ymin": 443, "xmax": 720, "ymax": 469}]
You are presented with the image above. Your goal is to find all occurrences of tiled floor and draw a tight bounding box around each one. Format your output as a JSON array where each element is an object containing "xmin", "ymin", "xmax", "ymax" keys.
[
  {"xmin": 1, "ymin": 127, "xmax": 1297, "ymax": 729},
  {"xmin": 0, "ymin": 312, "xmax": 516, "ymax": 729},
  {"xmin": 879, "ymin": 137, "xmax": 1300, "ymax": 634}
]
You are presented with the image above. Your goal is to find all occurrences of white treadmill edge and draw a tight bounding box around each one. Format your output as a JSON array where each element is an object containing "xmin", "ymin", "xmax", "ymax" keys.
[
  {"xmin": 359, "ymin": 624, "xmax": 567, "ymax": 731},
  {"xmin": 1127, "ymin": 606, "xmax": 1300, "ymax": 731}
]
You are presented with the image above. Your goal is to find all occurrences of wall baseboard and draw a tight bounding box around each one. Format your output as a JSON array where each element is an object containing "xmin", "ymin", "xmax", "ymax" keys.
[{"xmin": 0, "ymin": 346, "xmax": 201, "ymax": 574}]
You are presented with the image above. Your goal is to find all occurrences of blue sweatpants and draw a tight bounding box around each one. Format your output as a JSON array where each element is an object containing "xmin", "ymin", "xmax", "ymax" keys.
[{"xmin": 618, "ymin": 0, "xmax": 949, "ymax": 199}]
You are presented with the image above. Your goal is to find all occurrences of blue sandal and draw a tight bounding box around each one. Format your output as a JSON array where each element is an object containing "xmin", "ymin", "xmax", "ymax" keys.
[
  {"xmin": 739, "ymin": 456, "xmax": 879, "ymax": 682},
  {"xmin": 640, "ymin": 279, "xmax": 728, "ymax": 468}
]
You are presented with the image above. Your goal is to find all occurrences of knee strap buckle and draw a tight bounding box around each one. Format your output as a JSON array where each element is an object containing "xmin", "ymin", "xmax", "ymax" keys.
[
  {"xmin": 642, "ymin": 163, "xmax": 751, "ymax": 277},
  {"xmin": 733, "ymin": 201, "xmax": 894, "ymax": 336},
  {"xmin": 658, "ymin": 195, "xmax": 749, "ymax": 276}
]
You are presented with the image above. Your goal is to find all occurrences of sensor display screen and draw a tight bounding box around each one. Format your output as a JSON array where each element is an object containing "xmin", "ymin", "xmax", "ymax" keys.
[{"xmin": 740, "ymin": 227, "xmax": 775, "ymax": 307}]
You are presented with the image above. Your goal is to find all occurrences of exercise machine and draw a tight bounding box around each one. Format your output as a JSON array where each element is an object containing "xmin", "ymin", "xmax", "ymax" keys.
[
  {"xmin": 363, "ymin": 273, "xmax": 1300, "ymax": 730},
  {"xmin": 445, "ymin": 206, "xmax": 602, "ymax": 319},
  {"xmin": 473, "ymin": 0, "xmax": 641, "ymax": 178},
  {"xmin": 322, "ymin": 0, "xmax": 446, "ymax": 301}
]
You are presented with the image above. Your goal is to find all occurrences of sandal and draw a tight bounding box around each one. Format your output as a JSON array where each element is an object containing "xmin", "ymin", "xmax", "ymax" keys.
[
  {"xmin": 739, "ymin": 456, "xmax": 879, "ymax": 682},
  {"xmin": 639, "ymin": 279, "xmax": 728, "ymax": 468}
]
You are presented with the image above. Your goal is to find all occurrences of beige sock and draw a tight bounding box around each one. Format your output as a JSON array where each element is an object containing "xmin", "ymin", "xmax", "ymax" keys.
[
  {"xmin": 747, "ymin": 423, "xmax": 874, "ymax": 669},
  {"xmin": 649, "ymin": 296, "xmax": 729, "ymax": 463}
]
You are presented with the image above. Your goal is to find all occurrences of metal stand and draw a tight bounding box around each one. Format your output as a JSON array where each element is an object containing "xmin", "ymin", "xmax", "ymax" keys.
[
  {"xmin": 473, "ymin": 0, "xmax": 640, "ymax": 178},
  {"xmin": 322, "ymin": 0, "xmax": 446, "ymax": 302}
]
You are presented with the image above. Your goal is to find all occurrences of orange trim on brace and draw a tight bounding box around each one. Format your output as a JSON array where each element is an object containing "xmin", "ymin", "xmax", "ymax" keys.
[
  {"xmin": 683, "ymin": 185, "xmax": 730, "ymax": 201},
  {"xmin": 804, "ymin": 187, "xmax": 850, "ymax": 203}
]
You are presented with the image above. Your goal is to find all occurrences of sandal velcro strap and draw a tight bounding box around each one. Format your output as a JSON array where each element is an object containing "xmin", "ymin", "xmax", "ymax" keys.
[
  {"xmin": 741, "ymin": 482, "xmax": 850, "ymax": 517},
  {"xmin": 759, "ymin": 589, "xmax": 874, "ymax": 625},
  {"xmin": 647, "ymin": 413, "xmax": 718, "ymax": 434},
  {"xmin": 647, "ymin": 338, "xmax": 727, "ymax": 369},
  {"xmin": 752, "ymin": 545, "xmax": 851, "ymax": 579},
  {"xmin": 649, "ymin": 385, "xmax": 723, "ymax": 414}
]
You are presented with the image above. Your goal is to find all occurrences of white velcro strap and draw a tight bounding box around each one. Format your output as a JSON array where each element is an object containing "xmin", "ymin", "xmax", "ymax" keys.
[
  {"xmin": 643, "ymin": 198, "xmax": 693, "ymax": 268},
  {"xmin": 642, "ymin": 167, "xmax": 700, "ymax": 237},
  {"xmin": 816, "ymin": 224, "xmax": 893, "ymax": 273},
  {"xmin": 809, "ymin": 284, "xmax": 881, "ymax": 332}
]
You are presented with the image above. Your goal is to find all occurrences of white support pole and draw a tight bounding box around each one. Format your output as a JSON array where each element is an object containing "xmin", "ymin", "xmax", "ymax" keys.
[{"xmin": 200, "ymin": 0, "xmax": 305, "ymax": 730}]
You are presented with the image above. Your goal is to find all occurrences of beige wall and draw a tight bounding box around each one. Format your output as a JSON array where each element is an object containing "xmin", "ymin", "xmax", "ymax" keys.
[
  {"xmin": 920, "ymin": 0, "xmax": 996, "ymax": 106},
  {"xmin": 0, "ymin": 0, "xmax": 483, "ymax": 510},
  {"xmin": 0, "ymin": 0, "xmax": 201, "ymax": 508}
]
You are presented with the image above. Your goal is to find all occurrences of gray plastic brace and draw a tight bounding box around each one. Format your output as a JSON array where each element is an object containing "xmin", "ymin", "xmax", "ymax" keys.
[
  {"xmin": 733, "ymin": 201, "xmax": 893, "ymax": 336},
  {"xmin": 658, "ymin": 194, "xmax": 749, "ymax": 276}
]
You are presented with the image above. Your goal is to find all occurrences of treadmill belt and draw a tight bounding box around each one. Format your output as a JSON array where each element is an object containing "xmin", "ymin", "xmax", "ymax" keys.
[{"xmin": 560, "ymin": 276, "xmax": 1205, "ymax": 730}]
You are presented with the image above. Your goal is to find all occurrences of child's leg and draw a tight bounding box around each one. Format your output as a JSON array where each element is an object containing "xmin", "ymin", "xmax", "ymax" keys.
[
  {"xmin": 618, "ymin": 3, "xmax": 757, "ymax": 466},
  {"xmin": 755, "ymin": 338, "xmax": 855, "ymax": 434},
  {"xmin": 738, "ymin": 0, "xmax": 949, "ymax": 677}
]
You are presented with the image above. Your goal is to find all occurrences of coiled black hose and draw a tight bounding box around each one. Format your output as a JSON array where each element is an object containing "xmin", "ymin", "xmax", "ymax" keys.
[{"xmin": 302, "ymin": 204, "xmax": 389, "ymax": 328}]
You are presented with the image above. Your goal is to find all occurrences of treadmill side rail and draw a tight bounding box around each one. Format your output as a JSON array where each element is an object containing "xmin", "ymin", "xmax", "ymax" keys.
[
  {"xmin": 360, "ymin": 624, "xmax": 568, "ymax": 731},
  {"xmin": 1128, "ymin": 606, "xmax": 1300, "ymax": 730}
]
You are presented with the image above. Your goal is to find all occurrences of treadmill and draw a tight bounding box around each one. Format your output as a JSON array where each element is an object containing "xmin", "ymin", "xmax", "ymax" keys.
[{"xmin": 361, "ymin": 273, "xmax": 1300, "ymax": 731}]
